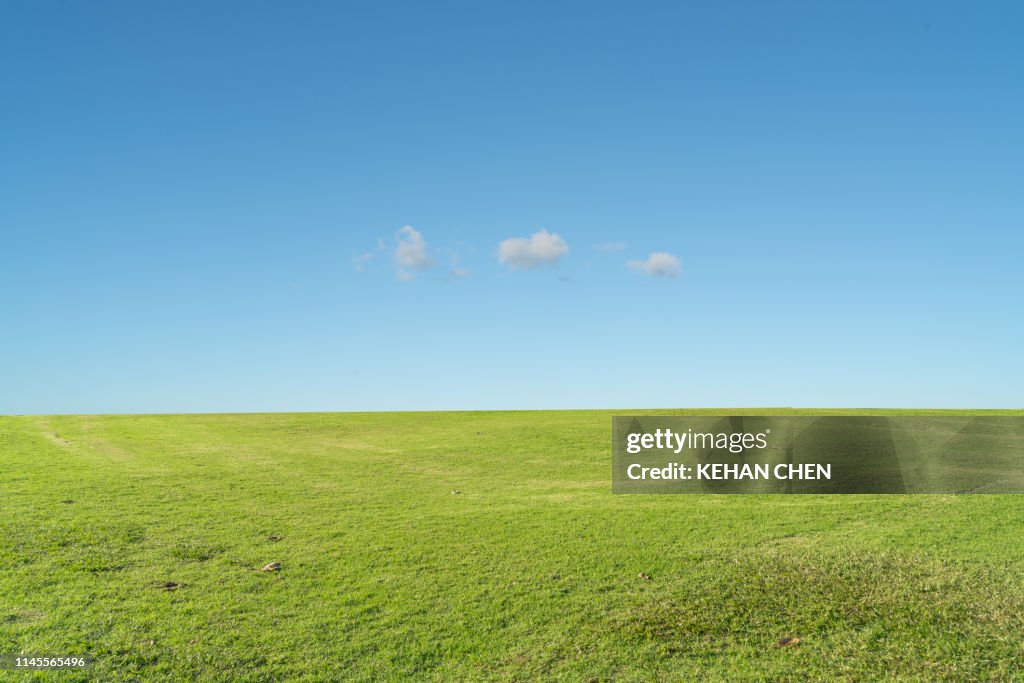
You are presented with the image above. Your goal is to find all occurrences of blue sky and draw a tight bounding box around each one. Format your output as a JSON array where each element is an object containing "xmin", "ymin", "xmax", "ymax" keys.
[{"xmin": 2, "ymin": 1, "xmax": 1022, "ymax": 413}]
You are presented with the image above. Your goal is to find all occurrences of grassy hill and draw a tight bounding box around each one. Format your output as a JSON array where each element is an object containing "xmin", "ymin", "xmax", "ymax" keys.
[{"xmin": 2, "ymin": 410, "xmax": 1023, "ymax": 681}]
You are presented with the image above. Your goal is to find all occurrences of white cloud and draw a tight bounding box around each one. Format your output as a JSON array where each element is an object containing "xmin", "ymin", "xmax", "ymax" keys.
[
  {"xmin": 627, "ymin": 252, "xmax": 681, "ymax": 278},
  {"xmin": 498, "ymin": 229, "xmax": 569, "ymax": 269},
  {"xmin": 394, "ymin": 226, "xmax": 434, "ymax": 280},
  {"xmin": 592, "ymin": 241, "xmax": 626, "ymax": 252}
]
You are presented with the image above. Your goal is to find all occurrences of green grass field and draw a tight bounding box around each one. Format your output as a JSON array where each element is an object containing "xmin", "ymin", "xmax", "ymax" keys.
[{"xmin": 2, "ymin": 410, "xmax": 1023, "ymax": 681}]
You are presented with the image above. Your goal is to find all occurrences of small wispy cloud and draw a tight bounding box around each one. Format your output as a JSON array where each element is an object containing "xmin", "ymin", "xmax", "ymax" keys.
[
  {"xmin": 498, "ymin": 229, "xmax": 569, "ymax": 269},
  {"xmin": 592, "ymin": 241, "xmax": 626, "ymax": 252},
  {"xmin": 351, "ymin": 253, "xmax": 374, "ymax": 272},
  {"xmin": 627, "ymin": 252, "xmax": 681, "ymax": 278},
  {"xmin": 447, "ymin": 250, "xmax": 470, "ymax": 279},
  {"xmin": 394, "ymin": 226, "xmax": 434, "ymax": 281}
]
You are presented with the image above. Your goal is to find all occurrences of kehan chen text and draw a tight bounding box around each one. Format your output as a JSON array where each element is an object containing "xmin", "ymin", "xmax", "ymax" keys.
[{"xmin": 625, "ymin": 462, "xmax": 832, "ymax": 481}]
